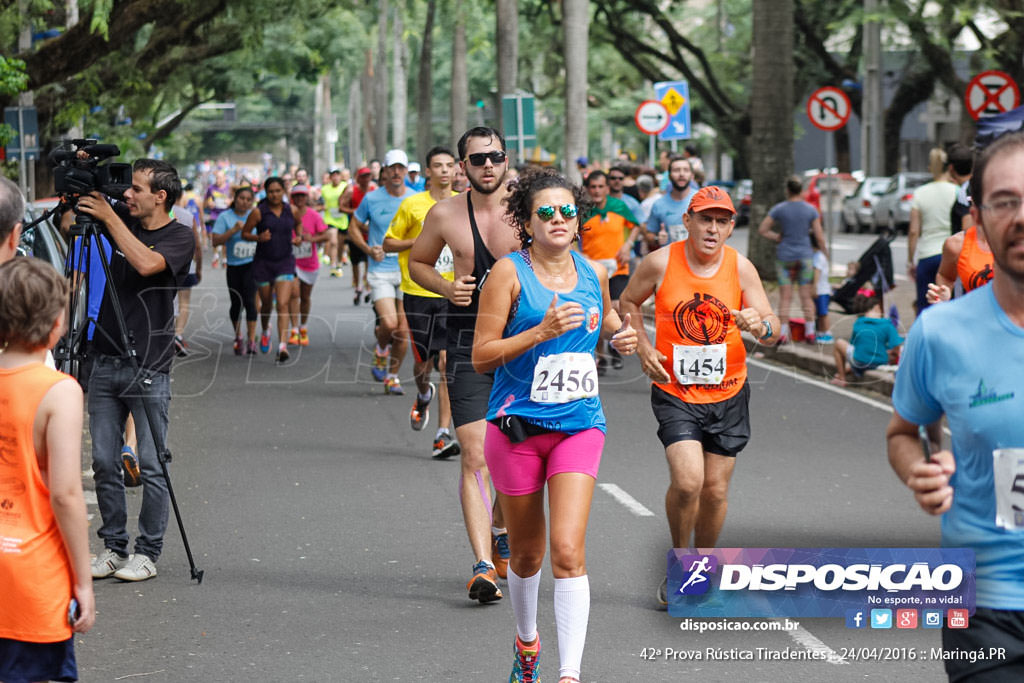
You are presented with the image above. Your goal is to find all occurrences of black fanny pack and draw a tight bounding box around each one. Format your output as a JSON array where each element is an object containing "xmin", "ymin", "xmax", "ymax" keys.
[{"xmin": 490, "ymin": 415, "xmax": 554, "ymax": 444}]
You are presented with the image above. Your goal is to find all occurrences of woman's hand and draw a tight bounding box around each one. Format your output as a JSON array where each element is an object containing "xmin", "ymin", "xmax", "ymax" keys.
[{"xmin": 536, "ymin": 294, "xmax": 584, "ymax": 342}]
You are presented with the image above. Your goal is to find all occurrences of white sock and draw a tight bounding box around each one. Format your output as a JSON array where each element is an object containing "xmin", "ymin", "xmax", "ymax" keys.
[
  {"xmin": 376, "ymin": 344, "xmax": 390, "ymax": 356},
  {"xmin": 434, "ymin": 427, "xmax": 449, "ymax": 440},
  {"xmin": 492, "ymin": 526, "xmax": 508, "ymax": 537},
  {"xmin": 508, "ymin": 566, "xmax": 540, "ymax": 643},
  {"xmin": 554, "ymin": 575, "xmax": 590, "ymax": 681},
  {"xmin": 418, "ymin": 390, "xmax": 432, "ymax": 402},
  {"xmin": 806, "ymin": 320, "xmax": 816, "ymax": 336},
  {"xmin": 780, "ymin": 322, "xmax": 791, "ymax": 337}
]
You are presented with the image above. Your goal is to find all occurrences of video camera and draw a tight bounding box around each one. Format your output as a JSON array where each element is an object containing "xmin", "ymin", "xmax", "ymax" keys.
[{"xmin": 48, "ymin": 139, "xmax": 133, "ymax": 234}]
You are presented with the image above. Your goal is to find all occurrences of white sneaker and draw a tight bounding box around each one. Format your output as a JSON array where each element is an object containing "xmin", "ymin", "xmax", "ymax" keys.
[
  {"xmin": 113, "ymin": 554, "xmax": 158, "ymax": 582},
  {"xmin": 91, "ymin": 548, "xmax": 129, "ymax": 578}
]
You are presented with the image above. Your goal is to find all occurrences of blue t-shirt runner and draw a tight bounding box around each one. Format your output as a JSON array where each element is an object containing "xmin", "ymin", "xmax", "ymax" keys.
[{"xmin": 354, "ymin": 185, "xmax": 416, "ymax": 273}]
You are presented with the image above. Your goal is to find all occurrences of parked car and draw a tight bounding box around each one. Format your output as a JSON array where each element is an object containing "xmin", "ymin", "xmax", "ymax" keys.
[
  {"xmin": 730, "ymin": 179, "xmax": 752, "ymax": 226},
  {"xmin": 871, "ymin": 172, "xmax": 932, "ymax": 233},
  {"xmin": 17, "ymin": 199, "xmax": 66, "ymax": 272},
  {"xmin": 803, "ymin": 173, "xmax": 858, "ymax": 214},
  {"xmin": 840, "ymin": 176, "xmax": 889, "ymax": 233}
]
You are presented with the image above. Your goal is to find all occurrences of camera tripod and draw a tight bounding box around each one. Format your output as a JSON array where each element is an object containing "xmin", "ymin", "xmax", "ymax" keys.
[{"xmin": 55, "ymin": 209, "xmax": 204, "ymax": 584}]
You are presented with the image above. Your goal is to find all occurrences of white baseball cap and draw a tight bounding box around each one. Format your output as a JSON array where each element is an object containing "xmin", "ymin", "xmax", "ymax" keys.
[
  {"xmin": 384, "ymin": 149, "xmax": 409, "ymax": 168},
  {"xmin": 408, "ymin": 162, "xmax": 421, "ymax": 173}
]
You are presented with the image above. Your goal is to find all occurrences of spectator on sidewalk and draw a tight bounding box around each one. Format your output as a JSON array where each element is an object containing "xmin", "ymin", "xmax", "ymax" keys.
[{"xmin": 831, "ymin": 293, "xmax": 903, "ymax": 387}]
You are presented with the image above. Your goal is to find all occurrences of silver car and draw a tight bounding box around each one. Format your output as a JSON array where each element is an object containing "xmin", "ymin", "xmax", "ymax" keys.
[
  {"xmin": 871, "ymin": 172, "xmax": 931, "ymax": 233},
  {"xmin": 840, "ymin": 176, "xmax": 888, "ymax": 233}
]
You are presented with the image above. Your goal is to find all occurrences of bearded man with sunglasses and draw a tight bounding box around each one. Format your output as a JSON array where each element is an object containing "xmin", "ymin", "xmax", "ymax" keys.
[
  {"xmin": 409, "ymin": 127, "xmax": 521, "ymax": 603},
  {"xmin": 619, "ymin": 186, "xmax": 779, "ymax": 607}
]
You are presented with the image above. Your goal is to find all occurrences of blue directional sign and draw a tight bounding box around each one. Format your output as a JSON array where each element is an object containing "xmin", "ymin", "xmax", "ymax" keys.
[{"xmin": 654, "ymin": 80, "xmax": 691, "ymax": 141}]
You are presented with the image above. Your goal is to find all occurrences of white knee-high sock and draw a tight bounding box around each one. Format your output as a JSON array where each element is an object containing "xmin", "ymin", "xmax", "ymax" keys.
[
  {"xmin": 508, "ymin": 566, "xmax": 541, "ymax": 642},
  {"xmin": 554, "ymin": 574, "xmax": 590, "ymax": 680}
]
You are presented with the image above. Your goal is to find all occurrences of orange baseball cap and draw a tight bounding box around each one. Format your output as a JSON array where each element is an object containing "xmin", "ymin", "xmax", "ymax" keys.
[{"xmin": 688, "ymin": 185, "xmax": 736, "ymax": 214}]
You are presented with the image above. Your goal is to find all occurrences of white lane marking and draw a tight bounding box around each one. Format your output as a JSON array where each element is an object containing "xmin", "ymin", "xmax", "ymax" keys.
[
  {"xmin": 598, "ymin": 483, "xmax": 656, "ymax": 517},
  {"xmin": 780, "ymin": 620, "xmax": 847, "ymax": 665}
]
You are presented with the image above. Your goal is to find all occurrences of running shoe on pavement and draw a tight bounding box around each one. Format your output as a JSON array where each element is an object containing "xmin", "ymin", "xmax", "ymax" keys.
[
  {"xmin": 509, "ymin": 635, "xmax": 540, "ymax": 683},
  {"xmin": 493, "ymin": 532, "xmax": 511, "ymax": 580},
  {"xmin": 610, "ymin": 346, "xmax": 624, "ymax": 369},
  {"xmin": 233, "ymin": 336, "xmax": 244, "ymax": 356},
  {"xmin": 371, "ymin": 348, "xmax": 389, "ymax": 381},
  {"xmin": 364, "ymin": 291, "xmax": 371, "ymax": 304},
  {"xmin": 432, "ymin": 431, "xmax": 461, "ymax": 459},
  {"xmin": 277, "ymin": 343, "xmax": 290, "ymax": 364},
  {"xmin": 247, "ymin": 340, "xmax": 258, "ymax": 355},
  {"xmin": 299, "ymin": 327, "xmax": 309, "ymax": 346},
  {"xmin": 410, "ymin": 382, "xmax": 435, "ymax": 431},
  {"xmin": 259, "ymin": 331, "xmax": 271, "ymax": 354},
  {"xmin": 467, "ymin": 560, "xmax": 503, "ymax": 604},
  {"xmin": 657, "ymin": 577, "xmax": 669, "ymax": 608},
  {"xmin": 113, "ymin": 554, "xmax": 157, "ymax": 582},
  {"xmin": 91, "ymin": 548, "xmax": 129, "ymax": 579},
  {"xmin": 330, "ymin": 267, "xmax": 344, "ymax": 278},
  {"xmin": 384, "ymin": 376, "xmax": 404, "ymax": 396},
  {"xmin": 288, "ymin": 328, "xmax": 300, "ymax": 346}
]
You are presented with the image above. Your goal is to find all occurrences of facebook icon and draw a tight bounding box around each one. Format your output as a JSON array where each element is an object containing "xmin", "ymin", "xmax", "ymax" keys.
[{"xmin": 845, "ymin": 609, "xmax": 866, "ymax": 629}]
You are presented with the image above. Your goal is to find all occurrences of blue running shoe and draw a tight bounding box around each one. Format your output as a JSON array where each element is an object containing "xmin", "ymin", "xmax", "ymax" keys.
[
  {"xmin": 371, "ymin": 348, "xmax": 389, "ymax": 381},
  {"xmin": 510, "ymin": 635, "xmax": 540, "ymax": 683},
  {"xmin": 467, "ymin": 560, "xmax": 502, "ymax": 603},
  {"xmin": 493, "ymin": 532, "xmax": 510, "ymax": 579}
]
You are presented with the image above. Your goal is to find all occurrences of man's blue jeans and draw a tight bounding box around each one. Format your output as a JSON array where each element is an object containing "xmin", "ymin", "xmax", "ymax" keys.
[{"xmin": 88, "ymin": 355, "xmax": 171, "ymax": 562}]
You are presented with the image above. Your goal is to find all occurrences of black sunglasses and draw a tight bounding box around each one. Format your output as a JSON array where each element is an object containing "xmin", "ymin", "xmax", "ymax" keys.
[
  {"xmin": 535, "ymin": 204, "xmax": 579, "ymax": 221},
  {"xmin": 466, "ymin": 151, "xmax": 507, "ymax": 166}
]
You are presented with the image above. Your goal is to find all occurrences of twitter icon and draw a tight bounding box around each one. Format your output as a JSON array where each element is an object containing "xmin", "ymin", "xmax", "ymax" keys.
[{"xmin": 871, "ymin": 609, "xmax": 892, "ymax": 629}]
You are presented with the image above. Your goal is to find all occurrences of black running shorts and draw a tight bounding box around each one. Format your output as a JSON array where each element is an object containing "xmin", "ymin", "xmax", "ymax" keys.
[
  {"xmin": 609, "ymin": 274, "xmax": 629, "ymax": 301},
  {"xmin": 651, "ymin": 382, "xmax": 751, "ymax": 456},
  {"xmin": 445, "ymin": 346, "xmax": 494, "ymax": 428},
  {"xmin": 404, "ymin": 293, "xmax": 447, "ymax": 363},
  {"xmin": 941, "ymin": 607, "xmax": 1024, "ymax": 682}
]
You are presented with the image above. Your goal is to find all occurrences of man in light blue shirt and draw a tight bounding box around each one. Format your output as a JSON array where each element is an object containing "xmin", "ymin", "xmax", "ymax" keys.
[
  {"xmin": 647, "ymin": 155, "xmax": 696, "ymax": 245},
  {"xmin": 350, "ymin": 149, "xmax": 417, "ymax": 394},
  {"xmin": 887, "ymin": 131, "xmax": 1024, "ymax": 681}
]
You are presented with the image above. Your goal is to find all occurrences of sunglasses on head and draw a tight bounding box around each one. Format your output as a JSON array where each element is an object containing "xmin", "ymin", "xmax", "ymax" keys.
[
  {"xmin": 465, "ymin": 151, "xmax": 507, "ymax": 166},
  {"xmin": 535, "ymin": 204, "xmax": 579, "ymax": 221}
]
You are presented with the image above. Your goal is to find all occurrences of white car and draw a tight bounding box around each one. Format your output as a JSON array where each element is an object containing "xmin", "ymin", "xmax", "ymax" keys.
[
  {"xmin": 840, "ymin": 177, "xmax": 888, "ymax": 233},
  {"xmin": 871, "ymin": 172, "xmax": 931, "ymax": 233}
]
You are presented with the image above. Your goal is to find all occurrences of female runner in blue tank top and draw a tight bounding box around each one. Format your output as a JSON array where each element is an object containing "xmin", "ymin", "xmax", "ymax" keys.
[
  {"xmin": 241, "ymin": 177, "xmax": 304, "ymax": 363},
  {"xmin": 472, "ymin": 167, "xmax": 638, "ymax": 683}
]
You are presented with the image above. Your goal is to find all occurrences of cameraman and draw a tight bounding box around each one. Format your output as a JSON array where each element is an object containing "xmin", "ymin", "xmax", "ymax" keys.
[
  {"xmin": 0, "ymin": 175, "xmax": 24, "ymax": 264},
  {"xmin": 75, "ymin": 159, "xmax": 194, "ymax": 582}
]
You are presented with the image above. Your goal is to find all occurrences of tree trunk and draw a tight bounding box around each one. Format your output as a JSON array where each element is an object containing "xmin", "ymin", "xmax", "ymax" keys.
[
  {"xmin": 415, "ymin": 0, "xmax": 436, "ymax": 161},
  {"xmin": 562, "ymin": 0, "xmax": 589, "ymax": 184},
  {"xmin": 496, "ymin": 0, "xmax": 518, "ymax": 134},
  {"xmin": 748, "ymin": 0, "xmax": 794, "ymax": 280},
  {"xmin": 375, "ymin": 0, "xmax": 390, "ymax": 159},
  {"xmin": 392, "ymin": 6, "xmax": 407, "ymax": 152},
  {"xmin": 450, "ymin": 0, "xmax": 468, "ymax": 149},
  {"xmin": 362, "ymin": 49, "xmax": 377, "ymax": 161},
  {"xmin": 348, "ymin": 77, "xmax": 362, "ymax": 169}
]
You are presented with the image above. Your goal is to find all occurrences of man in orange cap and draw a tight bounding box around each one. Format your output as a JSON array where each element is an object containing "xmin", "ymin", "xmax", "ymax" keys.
[{"xmin": 619, "ymin": 185, "xmax": 780, "ymax": 607}]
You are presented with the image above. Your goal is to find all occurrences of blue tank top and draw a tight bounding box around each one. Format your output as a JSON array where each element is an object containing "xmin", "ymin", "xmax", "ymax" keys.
[
  {"xmin": 486, "ymin": 250, "xmax": 606, "ymax": 434},
  {"xmin": 255, "ymin": 199, "xmax": 296, "ymax": 263}
]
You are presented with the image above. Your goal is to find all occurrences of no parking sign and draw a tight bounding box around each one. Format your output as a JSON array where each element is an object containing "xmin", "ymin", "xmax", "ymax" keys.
[{"xmin": 965, "ymin": 70, "xmax": 1021, "ymax": 121}]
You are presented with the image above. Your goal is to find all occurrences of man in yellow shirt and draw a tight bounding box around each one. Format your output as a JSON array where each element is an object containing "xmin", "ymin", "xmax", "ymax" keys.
[
  {"xmin": 320, "ymin": 168, "xmax": 348, "ymax": 277},
  {"xmin": 383, "ymin": 147, "xmax": 461, "ymax": 459}
]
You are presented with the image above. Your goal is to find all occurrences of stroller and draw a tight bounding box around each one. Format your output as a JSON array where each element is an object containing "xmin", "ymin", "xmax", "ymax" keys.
[{"xmin": 831, "ymin": 231, "xmax": 896, "ymax": 314}]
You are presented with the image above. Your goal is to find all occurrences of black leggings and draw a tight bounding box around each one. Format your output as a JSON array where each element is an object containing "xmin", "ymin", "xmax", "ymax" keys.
[{"xmin": 226, "ymin": 263, "xmax": 258, "ymax": 324}]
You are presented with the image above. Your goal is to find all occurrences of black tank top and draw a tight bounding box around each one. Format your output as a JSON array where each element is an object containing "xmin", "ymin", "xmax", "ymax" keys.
[{"xmin": 446, "ymin": 193, "xmax": 498, "ymax": 351}]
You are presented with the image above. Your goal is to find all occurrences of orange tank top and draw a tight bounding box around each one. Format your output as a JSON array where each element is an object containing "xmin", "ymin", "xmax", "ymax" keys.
[
  {"xmin": 956, "ymin": 226, "xmax": 994, "ymax": 293},
  {"xmin": 0, "ymin": 363, "xmax": 75, "ymax": 643},
  {"xmin": 654, "ymin": 242, "xmax": 747, "ymax": 404},
  {"xmin": 581, "ymin": 212, "xmax": 631, "ymax": 277}
]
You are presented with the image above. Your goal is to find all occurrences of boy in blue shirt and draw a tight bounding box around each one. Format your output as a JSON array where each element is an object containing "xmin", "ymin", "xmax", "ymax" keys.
[{"xmin": 831, "ymin": 293, "xmax": 903, "ymax": 386}]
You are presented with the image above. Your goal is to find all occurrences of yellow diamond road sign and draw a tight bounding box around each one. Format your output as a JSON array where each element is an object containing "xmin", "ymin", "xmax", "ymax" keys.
[{"xmin": 661, "ymin": 88, "xmax": 686, "ymax": 116}]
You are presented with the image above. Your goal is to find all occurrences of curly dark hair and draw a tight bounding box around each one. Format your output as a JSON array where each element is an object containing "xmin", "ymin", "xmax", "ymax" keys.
[{"xmin": 503, "ymin": 166, "xmax": 593, "ymax": 248}]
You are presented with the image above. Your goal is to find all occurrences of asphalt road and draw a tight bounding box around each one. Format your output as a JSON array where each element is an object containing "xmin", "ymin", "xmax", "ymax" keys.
[{"xmin": 76, "ymin": 242, "xmax": 947, "ymax": 682}]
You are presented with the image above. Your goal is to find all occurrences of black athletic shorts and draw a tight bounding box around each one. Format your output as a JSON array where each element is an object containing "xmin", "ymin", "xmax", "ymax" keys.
[
  {"xmin": 404, "ymin": 293, "xmax": 447, "ymax": 363},
  {"xmin": 347, "ymin": 232, "xmax": 367, "ymax": 266},
  {"xmin": 445, "ymin": 346, "xmax": 494, "ymax": 428},
  {"xmin": 651, "ymin": 382, "xmax": 751, "ymax": 456},
  {"xmin": 941, "ymin": 607, "xmax": 1024, "ymax": 682},
  {"xmin": 609, "ymin": 274, "xmax": 629, "ymax": 301}
]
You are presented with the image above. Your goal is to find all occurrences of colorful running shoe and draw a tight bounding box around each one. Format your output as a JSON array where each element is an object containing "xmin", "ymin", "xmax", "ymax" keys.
[
  {"xmin": 815, "ymin": 332, "xmax": 835, "ymax": 344},
  {"xmin": 371, "ymin": 348, "xmax": 389, "ymax": 382},
  {"xmin": 467, "ymin": 560, "xmax": 503, "ymax": 604},
  {"xmin": 432, "ymin": 432, "xmax": 461, "ymax": 459},
  {"xmin": 288, "ymin": 328, "xmax": 300, "ymax": 346},
  {"xmin": 384, "ymin": 376, "xmax": 404, "ymax": 396},
  {"xmin": 299, "ymin": 327, "xmax": 309, "ymax": 346},
  {"xmin": 330, "ymin": 267, "xmax": 344, "ymax": 278},
  {"xmin": 121, "ymin": 446, "xmax": 141, "ymax": 488},
  {"xmin": 259, "ymin": 331, "xmax": 271, "ymax": 354},
  {"xmin": 233, "ymin": 336, "xmax": 243, "ymax": 356},
  {"xmin": 410, "ymin": 383, "xmax": 435, "ymax": 431},
  {"xmin": 509, "ymin": 635, "xmax": 540, "ymax": 683},
  {"xmin": 493, "ymin": 532, "xmax": 510, "ymax": 580}
]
